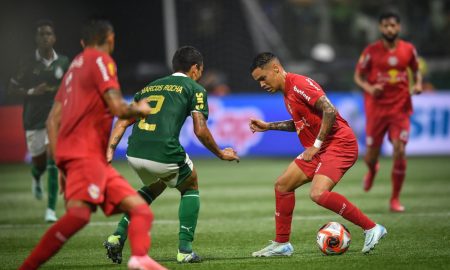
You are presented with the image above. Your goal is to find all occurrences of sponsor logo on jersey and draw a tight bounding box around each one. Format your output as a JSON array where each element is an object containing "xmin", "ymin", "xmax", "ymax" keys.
[
  {"xmin": 96, "ymin": 57, "xmax": 110, "ymax": 82},
  {"xmin": 107, "ymin": 62, "xmax": 115, "ymax": 77},
  {"xmin": 388, "ymin": 56, "xmax": 398, "ymax": 66},
  {"xmin": 293, "ymin": 86, "xmax": 311, "ymax": 102},
  {"xmin": 88, "ymin": 183, "xmax": 100, "ymax": 199}
]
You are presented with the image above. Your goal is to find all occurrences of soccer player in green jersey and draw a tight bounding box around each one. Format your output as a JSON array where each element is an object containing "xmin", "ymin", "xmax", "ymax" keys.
[
  {"xmin": 9, "ymin": 20, "xmax": 69, "ymax": 222},
  {"xmin": 103, "ymin": 46, "xmax": 239, "ymax": 264}
]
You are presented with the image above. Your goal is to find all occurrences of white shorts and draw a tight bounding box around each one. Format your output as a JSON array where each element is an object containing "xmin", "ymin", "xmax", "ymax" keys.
[
  {"xmin": 126, "ymin": 154, "xmax": 194, "ymax": 188},
  {"xmin": 25, "ymin": 129, "xmax": 48, "ymax": 157}
]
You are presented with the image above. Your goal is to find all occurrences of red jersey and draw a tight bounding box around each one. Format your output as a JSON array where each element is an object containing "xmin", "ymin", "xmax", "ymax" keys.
[
  {"xmin": 356, "ymin": 39, "xmax": 419, "ymax": 115},
  {"xmin": 54, "ymin": 48, "xmax": 120, "ymax": 163},
  {"xmin": 284, "ymin": 73, "xmax": 355, "ymax": 149}
]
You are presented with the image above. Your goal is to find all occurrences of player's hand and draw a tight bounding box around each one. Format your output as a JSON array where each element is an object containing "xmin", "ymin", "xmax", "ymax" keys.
[
  {"xmin": 220, "ymin": 147, "xmax": 240, "ymax": 163},
  {"xmin": 133, "ymin": 99, "xmax": 152, "ymax": 118},
  {"xmin": 30, "ymin": 83, "xmax": 49, "ymax": 95},
  {"xmin": 300, "ymin": 146, "xmax": 319, "ymax": 162},
  {"xmin": 367, "ymin": 83, "xmax": 383, "ymax": 97},
  {"xmin": 249, "ymin": 118, "xmax": 269, "ymax": 133},
  {"xmin": 412, "ymin": 83, "xmax": 423, "ymax": 95},
  {"xmin": 58, "ymin": 169, "xmax": 66, "ymax": 195}
]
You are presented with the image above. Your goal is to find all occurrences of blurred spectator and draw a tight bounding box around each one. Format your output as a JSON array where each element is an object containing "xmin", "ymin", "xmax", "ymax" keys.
[{"xmin": 199, "ymin": 69, "xmax": 231, "ymax": 96}]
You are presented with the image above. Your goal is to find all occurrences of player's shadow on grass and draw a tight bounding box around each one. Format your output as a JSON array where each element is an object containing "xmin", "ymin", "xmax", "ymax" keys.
[{"xmin": 156, "ymin": 255, "xmax": 291, "ymax": 263}]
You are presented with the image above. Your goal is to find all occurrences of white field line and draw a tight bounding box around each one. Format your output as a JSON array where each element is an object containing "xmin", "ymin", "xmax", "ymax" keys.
[{"xmin": 1, "ymin": 212, "xmax": 449, "ymax": 230}]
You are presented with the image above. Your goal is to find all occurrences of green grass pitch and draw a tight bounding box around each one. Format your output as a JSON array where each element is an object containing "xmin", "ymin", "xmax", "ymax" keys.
[{"xmin": 1, "ymin": 157, "xmax": 450, "ymax": 269}]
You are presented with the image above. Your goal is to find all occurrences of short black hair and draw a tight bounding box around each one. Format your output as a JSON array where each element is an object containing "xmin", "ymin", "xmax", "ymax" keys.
[
  {"xmin": 250, "ymin": 52, "xmax": 277, "ymax": 73},
  {"xmin": 81, "ymin": 19, "xmax": 114, "ymax": 46},
  {"xmin": 378, "ymin": 11, "xmax": 401, "ymax": 24},
  {"xmin": 35, "ymin": 19, "xmax": 55, "ymax": 32},
  {"xmin": 172, "ymin": 46, "xmax": 203, "ymax": 72}
]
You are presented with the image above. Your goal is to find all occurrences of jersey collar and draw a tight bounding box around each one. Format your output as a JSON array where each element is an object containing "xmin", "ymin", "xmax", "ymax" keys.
[
  {"xmin": 35, "ymin": 49, "xmax": 59, "ymax": 67},
  {"xmin": 172, "ymin": 72, "xmax": 188, "ymax": 77}
]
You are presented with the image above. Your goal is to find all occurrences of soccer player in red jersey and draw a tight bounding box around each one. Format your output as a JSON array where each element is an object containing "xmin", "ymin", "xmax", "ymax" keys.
[
  {"xmin": 19, "ymin": 19, "xmax": 165, "ymax": 270},
  {"xmin": 354, "ymin": 11, "xmax": 422, "ymax": 212},
  {"xmin": 249, "ymin": 52, "xmax": 386, "ymax": 256}
]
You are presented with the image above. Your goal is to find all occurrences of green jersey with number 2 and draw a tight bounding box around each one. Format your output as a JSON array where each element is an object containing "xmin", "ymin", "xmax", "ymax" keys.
[{"xmin": 127, "ymin": 74, "xmax": 209, "ymax": 164}]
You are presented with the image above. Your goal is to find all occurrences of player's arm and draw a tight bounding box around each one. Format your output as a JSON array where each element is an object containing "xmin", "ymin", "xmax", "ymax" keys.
[
  {"xmin": 300, "ymin": 95, "xmax": 337, "ymax": 162},
  {"xmin": 353, "ymin": 69, "xmax": 383, "ymax": 96},
  {"xmin": 46, "ymin": 101, "xmax": 62, "ymax": 160},
  {"xmin": 249, "ymin": 119, "xmax": 296, "ymax": 132},
  {"xmin": 314, "ymin": 96, "xmax": 336, "ymax": 143},
  {"xmin": 8, "ymin": 68, "xmax": 49, "ymax": 97},
  {"xmin": 103, "ymin": 89, "xmax": 151, "ymax": 119},
  {"xmin": 107, "ymin": 117, "xmax": 135, "ymax": 163},
  {"xmin": 192, "ymin": 111, "xmax": 239, "ymax": 162},
  {"xmin": 411, "ymin": 69, "xmax": 423, "ymax": 95}
]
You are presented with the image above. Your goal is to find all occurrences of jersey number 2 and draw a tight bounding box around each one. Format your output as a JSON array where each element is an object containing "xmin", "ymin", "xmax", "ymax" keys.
[{"xmin": 138, "ymin": 95, "xmax": 165, "ymax": 131}]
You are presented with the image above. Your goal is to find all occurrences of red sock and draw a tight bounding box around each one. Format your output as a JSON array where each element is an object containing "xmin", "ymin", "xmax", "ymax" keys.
[
  {"xmin": 317, "ymin": 190, "xmax": 375, "ymax": 230},
  {"xmin": 19, "ymin": 207, "xmax": 91, "ymax": 270},
  {"xmin": 392, "ymin": 158, "xmax": 406, "ymax": 200},
  {"xmin": 274, "ymin": 189, "xmax": 295, "ymax": 243},
  {"xmin": 128, "ymin": 204, "xmax": 153, "ymax": 256}
]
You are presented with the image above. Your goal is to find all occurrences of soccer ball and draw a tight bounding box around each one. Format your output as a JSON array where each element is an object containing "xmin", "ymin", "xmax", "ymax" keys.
[{"xmin": 316, "ymin": 222, "xmax": 351, "ymax": 255}]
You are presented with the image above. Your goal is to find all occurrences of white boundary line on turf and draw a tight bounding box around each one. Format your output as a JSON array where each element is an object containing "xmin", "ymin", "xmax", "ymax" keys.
[{"xmin": 1, "ymin": 212, "xmax": 449, "ymax": 229}]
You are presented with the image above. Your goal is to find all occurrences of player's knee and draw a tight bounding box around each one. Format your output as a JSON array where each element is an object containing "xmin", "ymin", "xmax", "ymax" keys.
[
  {"xmin": 309, "ymin": 188, "xmax": 324, "ymax": 203},
  {"xmin": 66, "ymin": 206, "xmax": 91, "ymax": 225},
  {"xmin": 129, "ymin": 204, "xmax": 153, "ymax": 222},
  {"xmin": 274, "ymin": 178, "xmax": 290, "ymax": 193}
]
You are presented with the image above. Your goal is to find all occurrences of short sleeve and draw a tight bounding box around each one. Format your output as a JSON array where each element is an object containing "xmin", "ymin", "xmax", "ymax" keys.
[
  {"xmin": 92, "ymin": 54, "xmax": 120, "ymax": 95},
  {"xmin": 189, "ymin": 85, "xmax": 209, "ymax": 120},
  {"xmin": 355, "ymin": 47, "xmax": 372, "ymax": 75},
  {"xmin": 293, "ymin": 76, "xmax": 325, "ymax": 107}
]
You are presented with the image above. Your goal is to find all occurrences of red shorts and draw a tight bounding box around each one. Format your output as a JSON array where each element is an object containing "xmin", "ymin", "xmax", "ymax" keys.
[
  {"xmin": 294, "ymin": 139, "xmax": 358, "ymax": 183},
  {"xmin": 365, "ymin": 113, "xmax": 410, "ymax": 147},
  {"xmin": 59, "ymin": 158, "xmax": 137, "ymax": 216}
]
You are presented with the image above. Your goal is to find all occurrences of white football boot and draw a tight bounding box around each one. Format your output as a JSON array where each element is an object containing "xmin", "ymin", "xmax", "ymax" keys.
[
  {"xmin": 44, "ymin": 208, "xmax": 58, "ymax": 223},
  {"xmin": 362, "ymin": 224, "xmax": 387, "ymax": 254},
  {"xmin": 252, "ymin": 240, "xmax": 294, "ymax": 257}
]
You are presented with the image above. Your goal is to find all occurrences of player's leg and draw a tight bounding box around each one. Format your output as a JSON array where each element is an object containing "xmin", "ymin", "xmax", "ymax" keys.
[
  {"xmin": 103, "ymin": 165, "xmax": 166, "ymax": 270},
  {"xmin": 388, "ymin": 115, "xmax": 410, "ymax": 212},
  {"xmin": 19, "ymin": 200, "xmax": 92, "ymax": 270},
  {"xmin": 314, "ymin": 142, "xmax": 387, "ymax": 253},
  {"xmin": 390, "ymin": 139, "xmax": 406, "ymax": 211},
  {"xmin": 105, "ymin": 180, "xmax": 166, "ymax": 264},
  {"xmin": 252, "ymin": 160, "xmax": 311, "ymax": 257},
  {"xmin": 104, "ymin": 156, "xmax": 167, "ymax": 264},
  {"xmin": 175, "ymin": 167, "xmax": 201, "ymax": 263},
  {"xmin": 311, "ymin": 174, "xmax": 387, "ymax": 253},
  {"xmin": 26, "ymin": 130, "xmax": 47, "ymax": 200},
  {"xmin": 363, "ymin": 115, "xmax": 386, "ymax": 192},
  {"xmin": 363, "ymin": 145, "xmax": 381, "ymax": 191},
  {"xmin": 118, "ymin": 195, "xmax": 165, "ymax": 270},
  {"xmin": 45, "ymin": 142, "xmax": 58, "ymax": 222}
]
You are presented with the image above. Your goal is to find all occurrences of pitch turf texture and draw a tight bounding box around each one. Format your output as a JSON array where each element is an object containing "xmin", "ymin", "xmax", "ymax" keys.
[{"xmin": 1, "ymin": 157, "xmax": 450, "ymax": 270}]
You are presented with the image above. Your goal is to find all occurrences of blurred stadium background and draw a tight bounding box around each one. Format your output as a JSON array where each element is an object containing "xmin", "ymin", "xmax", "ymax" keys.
[{"xmin": 0, "ymin": 0, "xmax": 449, "ymax": 162}]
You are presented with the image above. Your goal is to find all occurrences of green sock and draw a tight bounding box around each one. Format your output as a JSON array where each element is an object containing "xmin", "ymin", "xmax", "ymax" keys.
[
  {"xmin": 113, "ymin": 186, "xmax": 154, "ymax": 244},
  {"xmin": 31, "ymin": 164, "xmax": 45, "ymax": 181},
  {"xmin": 178, "ymin": 189, "xmax": 200, "ymax": 253},
  {"xmin": 47, "ymin": 159, "xmax": 58, "ymax": 210}
]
